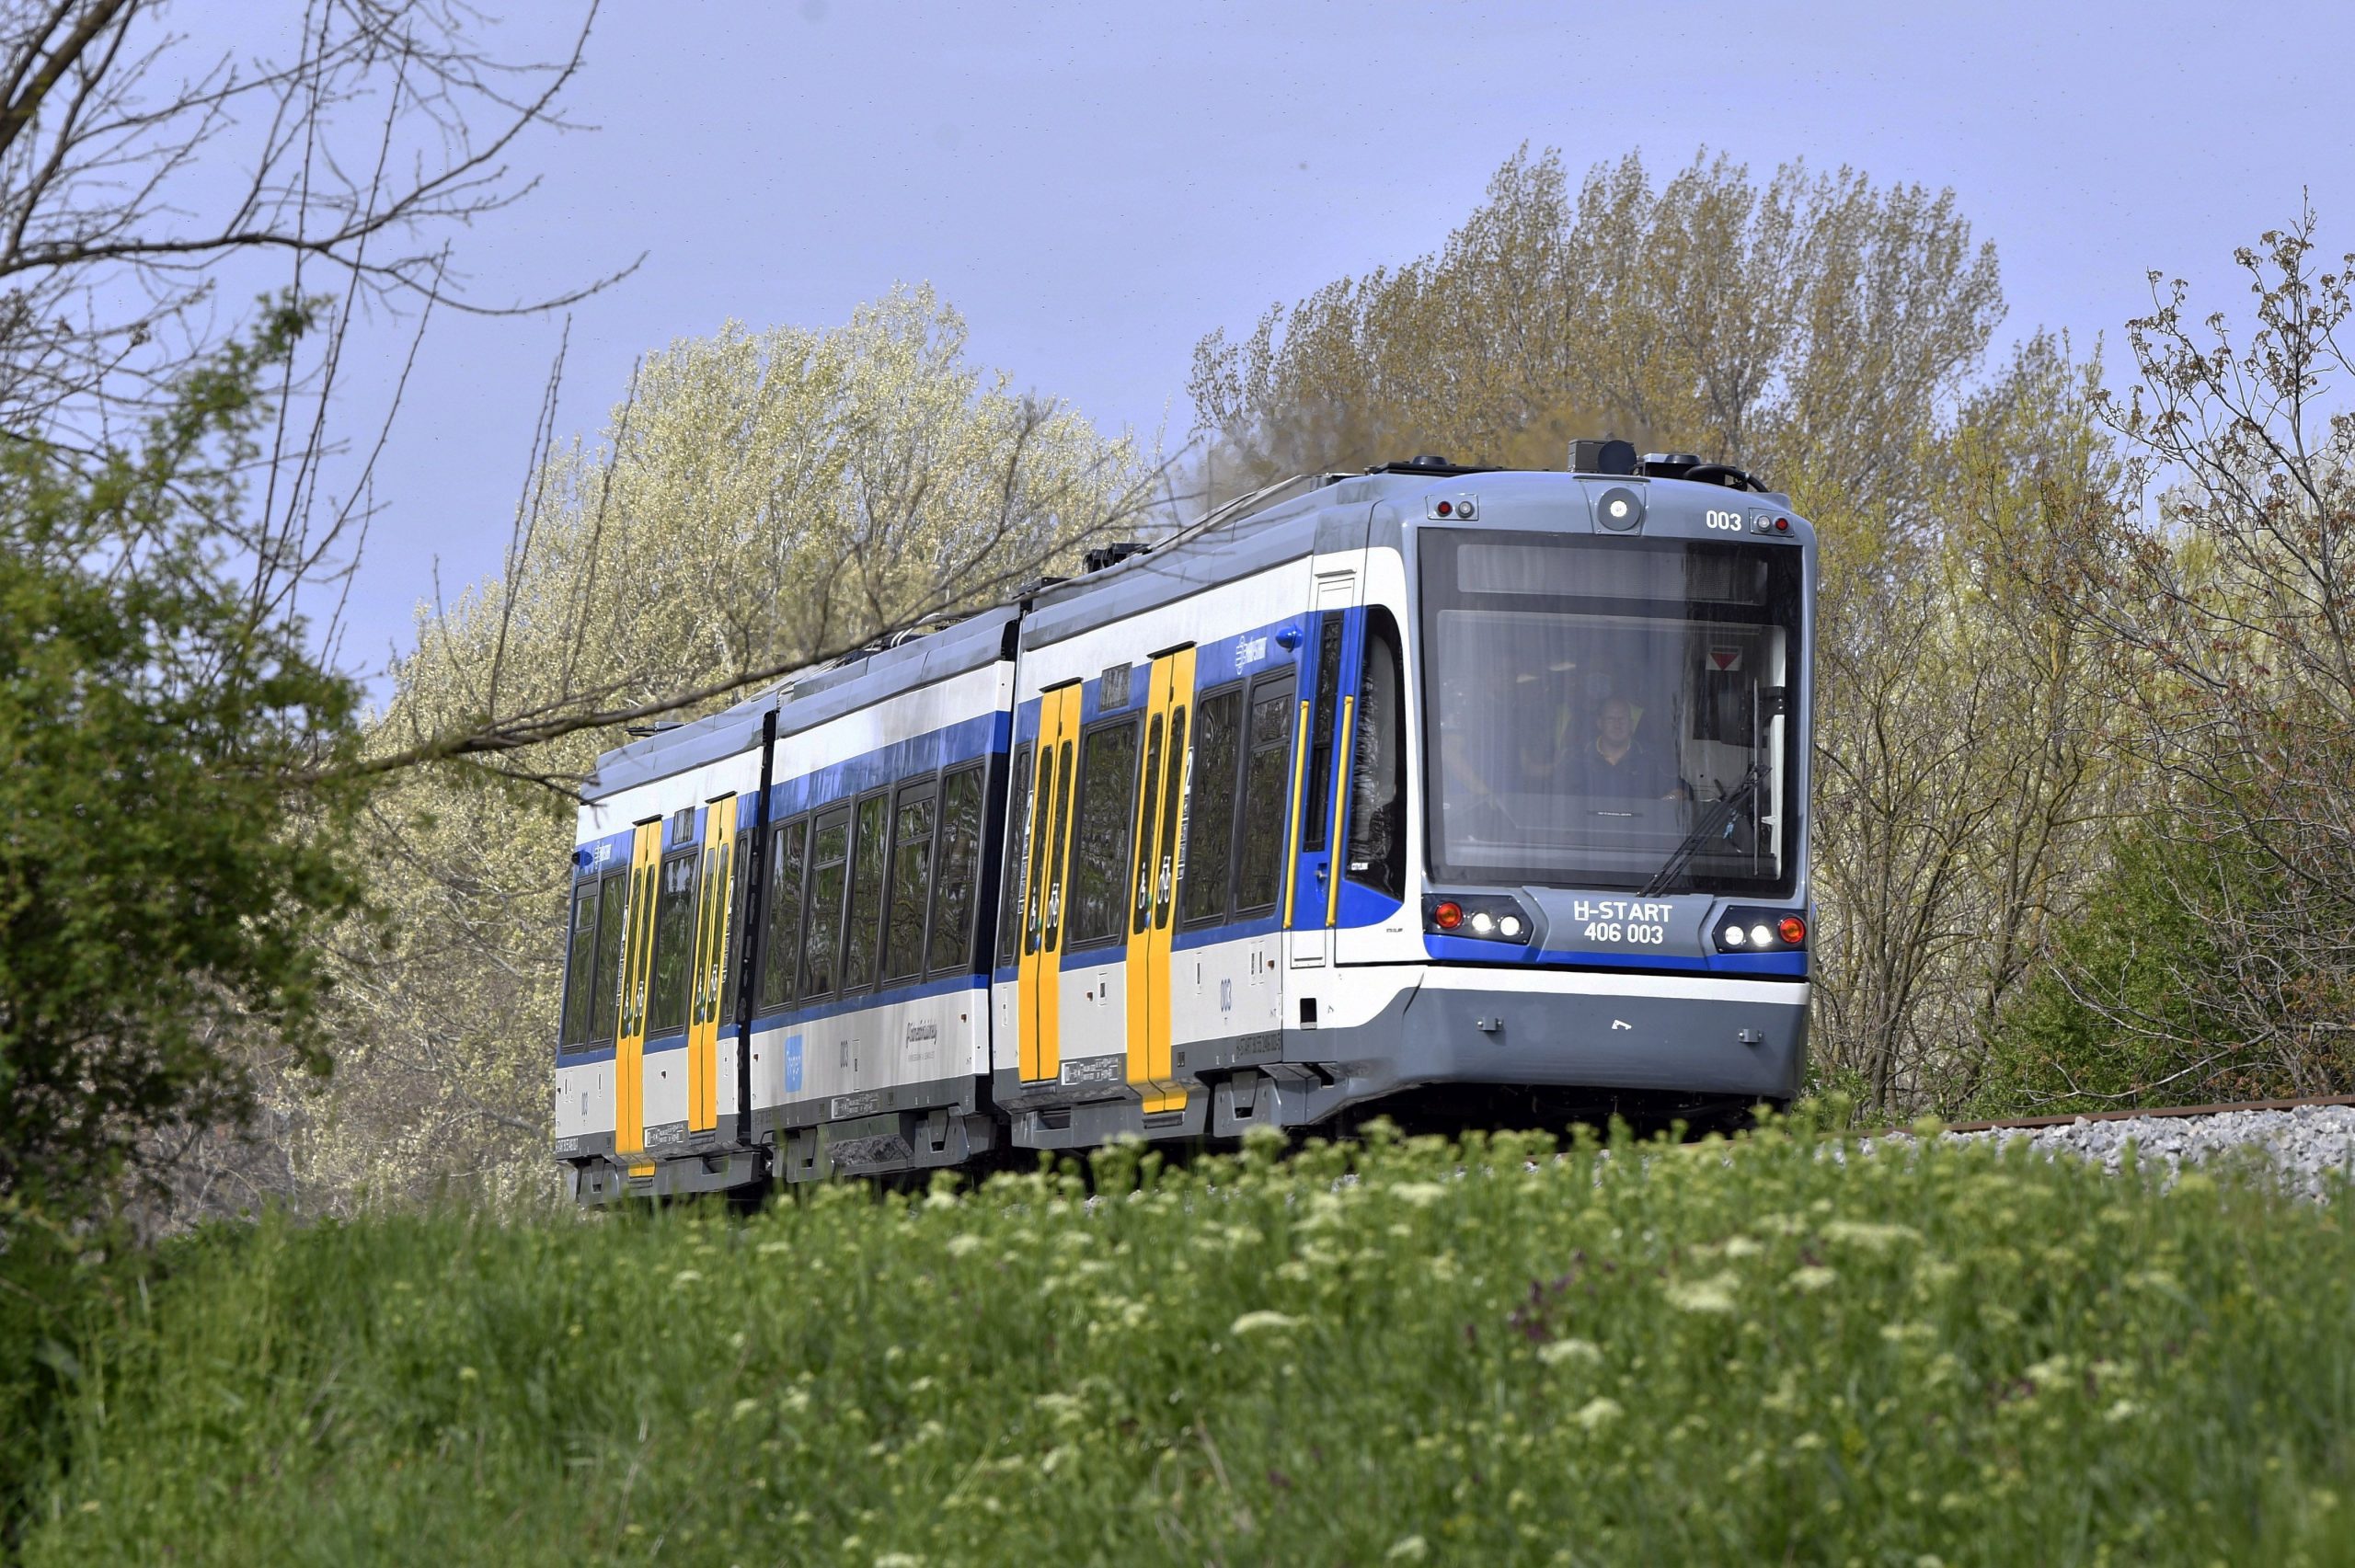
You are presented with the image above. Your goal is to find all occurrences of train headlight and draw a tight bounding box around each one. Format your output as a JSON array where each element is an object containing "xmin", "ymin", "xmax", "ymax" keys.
[
  {"xmin": 1713, "ymin": 906, "xmax": 1809, "ymax": 954},
  {"xmin": 1426, "ymin": 894, "xmax": 1533, "ymax": 944},
  {"xmin": 1596, "ymin": 485, "xmax": 1645, "ymax": 532}
]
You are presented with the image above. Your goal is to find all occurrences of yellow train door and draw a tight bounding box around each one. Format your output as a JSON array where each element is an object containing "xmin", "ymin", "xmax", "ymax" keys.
[
  {"xmin": 685, "ymin": 795, "xmax": 738, "ymax": 1136},
  {"xmin": 615, "ymin": 819, "xmax": 661, "ymax": 1173},
  {"xmin": 1017, "ymin": 682, "xmax": 1082, "ymax": 1084},
  {"xmin": 1126, "ymin": 647, "xmax": 1195, "ymax": 1115}
]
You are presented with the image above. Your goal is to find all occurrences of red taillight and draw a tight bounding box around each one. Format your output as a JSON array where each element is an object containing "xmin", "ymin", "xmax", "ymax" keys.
[
  {"xmin": 1778, "ymin": 915, "xmax": 1807, "ymax": 945},
  {"xmin": 1433, "ymin": 900, "xmax": 1464, "ymax": 931},
  {"xmin": 1434, "ymin": 499, "xmax": 1453, "ymax": 516},
  {"xmin": 1774, "ymin": 516, "xmax": 1790, "ymax": 532}
]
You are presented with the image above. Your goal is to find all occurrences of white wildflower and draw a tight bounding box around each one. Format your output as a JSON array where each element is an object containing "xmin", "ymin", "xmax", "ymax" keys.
[
  {"xmin": 1032, "ymin": 1391, "xmax": 1086, "ymax": 1426},
  {"xmin": 1821, "ymin": 1220, "xmax": 1919, "ymax": 1253},
  {"xmin": 1666, "ymin": 1271, "xmax": 1741, "ymax": 1316},
  {"xmin": 1572, "ymin": 1397, "xmax": 1624, "ymax": 1431},
  {"xmin": 2024, "ymin": 1354, "xmax": 2076, "ymax": 1391}
]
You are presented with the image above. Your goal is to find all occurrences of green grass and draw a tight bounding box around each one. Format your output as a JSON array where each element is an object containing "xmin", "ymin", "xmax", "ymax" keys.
[{"xmin": 9, "ymin": 1121, "xmax": 2355, "ymax": 1565}]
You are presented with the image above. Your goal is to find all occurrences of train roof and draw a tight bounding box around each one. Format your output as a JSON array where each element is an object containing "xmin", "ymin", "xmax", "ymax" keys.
[
  {"xmin": 583, "ymin": 606, "xmax": 1018, "ymax": 802},
  {"xmin": 582, "ymin": 460, "xmax": 1807, "ymax": 804}
]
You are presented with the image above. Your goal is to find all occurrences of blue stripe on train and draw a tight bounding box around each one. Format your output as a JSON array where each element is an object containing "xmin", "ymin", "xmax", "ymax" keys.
[
  {"xmin": 573, "ymin": 711, "xmax": 1013, "ymax": 878},
  {"xmin": 978, "ymin": 909, "xmax": 1323, "ymax": 983},
  {"xmin": 1010, "ymin": 613, "xmax": 1306, "ymax": 742},
  {"xmin": 557, "ymin": 973, "xmax": 993, "ymax": 1067},
  {"xmin": 1423, "ymin": 933, "xmax": 1808, "ymax": 977},
  {"xmin": 745, "ymin": 969, "xmax": 987, "ymax": 1030},
  {"xmin": 764, "ymin": 711, "xmax": 1007, "ymax": 820}
]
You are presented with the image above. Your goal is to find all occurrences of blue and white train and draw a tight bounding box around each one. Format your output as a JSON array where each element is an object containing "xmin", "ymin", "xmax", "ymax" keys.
[{"xmin": 553, "ymin": 445, "xmax": 1816, "ymax": 1200}]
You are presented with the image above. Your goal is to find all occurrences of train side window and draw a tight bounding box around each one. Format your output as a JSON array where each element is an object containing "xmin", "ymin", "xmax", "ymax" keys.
[
  {"xmin": 646, "ymin": 847, "xmax": 700, "ymax": 1036},
  {"xmin": 799, "ymin": 809, "xmax": 850, "ymax": 1000},
  {"xmin": 758, "ymin": 817, "xmax": 807, "ymax": 1012},
  {"xmin": 1154, "ymin": 704, "xmax": 1187, "ymax": 928},
  {"xmin": 1129, "ymin": 712, "xmax": 1164, "ymax": 938},
  {"xmin": 1346, "ymin": 606, "xmax": 1407, "ymax": 898},
  {"xmin": 590, "ymin": 867, "xmax": 626, "ymax": 1042},
  {"xmin": 559, "ymin": 877, "xmax": 600, "ymax": 1049},
  {"xmin": 1302, "ymin": 612, "xmax": 1345, "ymax": 853},
  {"xmin": 626, "ymin": 857, "xmax": 655, "ymax": 1035},
  {"xmin": 1068, "ymin": 715, "xmax": 1139, "ymax": 949},
  {"xmin": 997, "ymin": 745, "xmax": 1032, "ymax": 967},
  {"xmin": 1043, "ymin": 736, "xmax": 1074, "ymax": 949},
  {"xmin": 843, "ymin": 793, "xmax": 890, "ymax": 991},
  {"xmin": 1180, "ymin": 684, "xmax": 1243, "ymax": 926},
  {"xmin": 1024, "ymin": 741, "xmax": 1056, "ymax": 956},
  {"xmin": 884, "ymin": 780, "xmax": 937, "ymax": 983},
  {"xmin": 931, "ymin": 764, "xmax": 986, "ymax": 974},
  {"xmin": 689, "ymin": 838, "xmax": 722, "ymax": 1027},
  {"xmin": 718, "ymin": 830, "xmax": 752, "ymax": 1024},
  {"xmin": 1234, "ymin": 674, "xmax": 1295, "ymax": 913}
]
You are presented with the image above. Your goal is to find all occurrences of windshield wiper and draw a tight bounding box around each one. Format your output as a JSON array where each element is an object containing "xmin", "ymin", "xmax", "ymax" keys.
[{"xmin": 1638, "ymin": 762, "xmax": 1766, "ymax": 898}]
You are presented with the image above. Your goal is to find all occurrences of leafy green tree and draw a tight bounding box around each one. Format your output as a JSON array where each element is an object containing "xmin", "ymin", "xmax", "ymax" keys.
[
  {"xmin": 1809, "ymin": 334, "xmax": 2124, "ymax": 1113},
  {"xmin": 1978, "ymin": 811, "xmax": 2280, "ymax": 1110},
  {"xmin": 2018, "ymin": 210, "xmax": 2355, "ymax": 1099},
  {"xmin": 0, "ymin": 306, "xmax": 362, "ymax": 1224},
  {"xmin": 279, "ymin": 288, "xmax": 1153, "ymax": 1210},
  {"xmin": 1188, "ymin": 146, "xmax": 2003, "ymax": 515},
  {"xmin": 0, "ymin": 3, "xmax": 638, "ymax": 1226}
]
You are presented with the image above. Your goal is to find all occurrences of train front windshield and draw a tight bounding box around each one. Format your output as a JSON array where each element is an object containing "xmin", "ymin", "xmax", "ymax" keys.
[{"xmin": 1420, "ymin": 531, "xmax": 1803, "ymax": 896}]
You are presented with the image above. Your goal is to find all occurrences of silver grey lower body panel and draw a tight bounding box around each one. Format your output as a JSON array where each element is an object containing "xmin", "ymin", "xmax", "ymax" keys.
[
  {"xmin": 1307, "ymin": 964, "xmax": 1808, "ymax": 1112},
  {"xmin": 561, "ymin": 965, "xmax": 1808, "ymax": 1194}
]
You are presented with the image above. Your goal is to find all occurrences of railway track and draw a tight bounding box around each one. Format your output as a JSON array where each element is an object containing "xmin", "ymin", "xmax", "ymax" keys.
[{"xmin": 1871, "ymin": 1093, "xmax": 2355, "ymax": 1201}]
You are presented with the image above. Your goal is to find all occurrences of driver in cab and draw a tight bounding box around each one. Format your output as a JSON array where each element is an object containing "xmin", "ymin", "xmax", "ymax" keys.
[{"xmin": 1571, "ymin": 696, "xmax": 1687, "ymax": 801}]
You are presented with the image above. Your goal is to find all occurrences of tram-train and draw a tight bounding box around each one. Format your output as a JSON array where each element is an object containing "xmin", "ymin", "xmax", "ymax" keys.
[{"xmin": 553, "ymin": 442, "xmax": 1816, "ymax": 1201}]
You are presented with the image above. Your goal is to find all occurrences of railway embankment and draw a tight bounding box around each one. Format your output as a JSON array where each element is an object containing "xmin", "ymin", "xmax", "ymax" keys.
[
  {"xmin": 1870, "ymin": 1102, "xmax": 2355, "ymax": 1201},
  {"xmin": 7, "ymin": 1119, "xmax": 2351, "ymax": 1562}
]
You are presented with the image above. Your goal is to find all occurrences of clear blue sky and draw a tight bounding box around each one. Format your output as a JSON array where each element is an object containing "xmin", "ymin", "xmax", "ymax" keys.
[{"xmin": 327, "ymin": 0, "xmax": 2353, "ymax": 687}]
